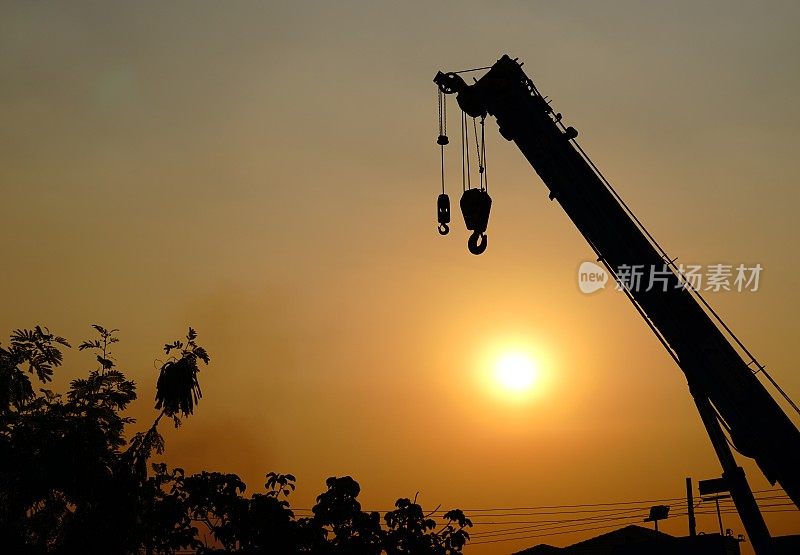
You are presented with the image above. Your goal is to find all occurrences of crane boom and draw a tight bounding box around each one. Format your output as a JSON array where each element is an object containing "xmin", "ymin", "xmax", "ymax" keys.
[{"xmin": 435, "ymin": 55, "xmax": 800, "ymax": 553}]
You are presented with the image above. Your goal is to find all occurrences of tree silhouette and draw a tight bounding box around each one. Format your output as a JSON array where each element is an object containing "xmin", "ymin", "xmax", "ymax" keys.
[
  {"xmin": 383, "ymin": 497, "xmax": 473, "ymax": 555},
  {"xmin": 155, "ymin": 327, "xmax": 209, "ymax": 421},
  {"xmin": 1, "ymin": 325, "xmax": 139, "ymax": 552},
  {"xmin": 0, "ymin": 324, "xmax": 203, "ymax": 553},
  {"xmin": 311, "ymin": 476, "xmax": 384, "ymax": 554},
  {"xmin": 0, "ymin": 324, "xmax": 472, "ymax": 554}
]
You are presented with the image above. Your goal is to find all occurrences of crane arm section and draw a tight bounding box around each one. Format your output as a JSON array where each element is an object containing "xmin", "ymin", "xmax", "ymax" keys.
[{"xmin": 434, "ymin": 56, "xmax": 800, "ymax": 512}]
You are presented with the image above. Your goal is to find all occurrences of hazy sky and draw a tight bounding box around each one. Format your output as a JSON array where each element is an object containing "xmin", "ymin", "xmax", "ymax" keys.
[{"xmin": 2, "ymin": 1, "xmax": 799, "ymax": 552}]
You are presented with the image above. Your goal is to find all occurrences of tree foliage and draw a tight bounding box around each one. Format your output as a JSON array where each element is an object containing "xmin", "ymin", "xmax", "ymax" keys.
[
  {"xmin": 155, "ymin": 327, "xmax": 208, "ymax": 422},
  {"xmin": 0, "ymin": 324, "xmax": 471, "ymax": 554}
]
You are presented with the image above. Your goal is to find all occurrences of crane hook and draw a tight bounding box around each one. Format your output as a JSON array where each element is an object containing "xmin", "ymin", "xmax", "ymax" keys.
[
  {"xmin": 460, "ymin": 188, "xmax": 491, "ymax": 255},
  {"xmin": 467, "ymin": 231, "xmax": 487, "ymax": 255},
  {"xmin": 437, "ymin": 193, "xmax": 451, "ymax": 236}
]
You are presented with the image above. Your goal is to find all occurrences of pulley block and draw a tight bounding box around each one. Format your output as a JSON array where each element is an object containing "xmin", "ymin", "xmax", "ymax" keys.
[{"xmin": 460, "ymin": 188, "xmax": 492, "ymax": 255}]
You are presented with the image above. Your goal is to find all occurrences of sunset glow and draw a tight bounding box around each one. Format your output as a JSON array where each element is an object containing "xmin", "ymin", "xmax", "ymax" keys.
[
  {"xmin": 2, "ymin": 3, "xmax": 799, "ymax": 554},
  {"xmin": 494, "ymin": 352, "xmax": 539, "ymax": 393}
]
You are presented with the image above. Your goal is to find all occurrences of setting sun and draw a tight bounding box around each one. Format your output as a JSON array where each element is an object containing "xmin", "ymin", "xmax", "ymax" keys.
[
  {"xmin": 474, "ymin": 339, "xmax": 554, "ymax": 406},
  {"xmin": 494, "ymin": 351, "xmax": 540, "ymax": 393}
]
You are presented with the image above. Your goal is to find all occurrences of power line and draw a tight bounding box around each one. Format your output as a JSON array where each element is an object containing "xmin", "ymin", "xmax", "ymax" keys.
[
  {"xmin": 457, "ymin": 496, "xmax": 688, "ymax": 512},
  {"xmin": 467, "ymin": 507, "xmax": 796, "ymax": 546},
  {"xmin": 469, "ymin": 504, "xmax": 797, "ymax": 539},
  {"xmin": 471, "ymin": 511, "xmax": 683, "ymax": 539},
  {"xmin": 187, "ymin": 497, "xmax": 796, "ymax": 552},
  {"xmin": 468, "ymin": 516, "xmax": 682, "ymax": 546},
  {"xmin": 290, "ymin": 489, "xmax": 794, "ymax": 514},
  {"xmin": 473, "ymin": 507, "xmax": 676, "ymax": 525}
]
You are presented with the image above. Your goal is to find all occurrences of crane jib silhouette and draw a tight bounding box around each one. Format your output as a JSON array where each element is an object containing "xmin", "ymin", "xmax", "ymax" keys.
[{"xmin": 433, "ymin": 55, "xmax": 800, "ymax": 555}]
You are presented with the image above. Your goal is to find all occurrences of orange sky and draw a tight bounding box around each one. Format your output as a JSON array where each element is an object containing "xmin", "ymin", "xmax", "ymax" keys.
[{"xmin": 1, "ymin": 1, "xmax": 798, "ymax": 553}]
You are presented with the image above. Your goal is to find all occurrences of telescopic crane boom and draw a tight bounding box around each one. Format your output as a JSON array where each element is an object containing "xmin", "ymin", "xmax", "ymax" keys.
[{"xmin": 434, "ymin": 55, "xmax": 800, "ymax": 555}]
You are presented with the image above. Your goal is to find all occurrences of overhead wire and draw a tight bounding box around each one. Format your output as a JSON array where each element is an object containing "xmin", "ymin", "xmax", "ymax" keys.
[
  {"xmin": 286, "ymin": 491, "xmax": 794, "ymax": 538},
  {"xmin": 469, "ymin": 507, "xmax": 678, "ymax": 537},
  {"xmin": 288, "ymin": 488, "xmax": 789, "ymax": 515},
  {"xmin": 468, "ymin": 517, "xmax": 684, "ymax": 546},
  {"xmin": 467, "ymin": 505, "xmax": 796, "ymax": 546},
  {"xmin": 284, "ymin": 499, "xmax": 796, "ymax": 547}
]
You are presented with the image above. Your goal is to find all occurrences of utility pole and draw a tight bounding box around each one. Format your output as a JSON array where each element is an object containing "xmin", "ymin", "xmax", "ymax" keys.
[
  {"xmin": 686, "ymin": 477, "xmax": 697, "ymax": 537},
  {"xmin": 702, "ymin": 494, "xmax": 730, "ymax": 535},
  {"xmin": 693, "ymin": 395, "xmax": 775, "ymax": 554}
]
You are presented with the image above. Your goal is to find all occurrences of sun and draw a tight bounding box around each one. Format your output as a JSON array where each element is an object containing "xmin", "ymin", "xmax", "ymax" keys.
[
  {"xmin": 494, "ymin": 352, "xmax": 539, "ymax": 394},
  {"xmin": 474, "ymin": 340, "xmax": 552, "ymax": 405}
]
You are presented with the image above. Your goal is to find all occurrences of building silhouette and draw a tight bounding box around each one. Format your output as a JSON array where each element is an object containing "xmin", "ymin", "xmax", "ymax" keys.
[{"xmin": 513, "ymin": 524, "xmax": 743, "ymax": 555}]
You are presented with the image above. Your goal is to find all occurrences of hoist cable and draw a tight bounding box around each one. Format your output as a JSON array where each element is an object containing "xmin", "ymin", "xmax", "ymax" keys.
[
  {"xmin": 437, "ymin": 90, "xmax": 446, "ymax": 195},
  {"xmin": 473, "ymin": 117, "xmax": 482, "ymax": 190},
  {"xmin": 472, "ymin": 117, "xmax": 480, "ymax": 156},
  {"xmin": 452, "ymin": 65, "xmax": 493, "ymax": 74},
  {"xmin": 481, "ymin": 117, "xmax": 488, "ymax": 193},
  {"xmin": 460, "ymin": 111, "xmax": 466, "ymax": 192},
  {"xmin": 442, "ymin": 95, "xmax": 447, "ymax": 194},
  {"xmin": 437, "ymin": 89, "xmax": 443, "ymax": 135},
  {"xmin": 440, "ymin": 146, "xmax": 445, "ymax": 194},
  {"xmin": 461, "ymin": 111, "xmax": 471, "ymax": 191},
  {"xmin": 442, "ymin": 90, "xmax": 447, "ymax": 137}
]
